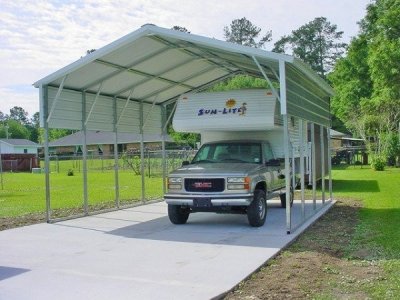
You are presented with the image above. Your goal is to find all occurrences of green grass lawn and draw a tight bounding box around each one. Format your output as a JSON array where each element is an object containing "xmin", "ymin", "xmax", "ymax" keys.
[
  {"xmin": 331, "ymin": 166, "xmax": 400, "ymax": 298},
  {"xmin": 332, "ymin": 166, "xmax": 400, "ymax": 256},
  {"xmin": 0, "ymin": 171, "xmax": 163, "ymax": 217}
]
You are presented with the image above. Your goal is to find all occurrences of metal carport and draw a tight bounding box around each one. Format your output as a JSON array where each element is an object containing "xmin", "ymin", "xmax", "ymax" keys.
[{"xmin": 34, "ymin": 24, "xmax": 333, "ymax": 233}]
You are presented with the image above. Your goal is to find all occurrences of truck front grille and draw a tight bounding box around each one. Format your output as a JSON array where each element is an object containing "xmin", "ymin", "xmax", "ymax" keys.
[{"xmin": 184, "ymin": 178, "xmax": 225, "ymax": 192}]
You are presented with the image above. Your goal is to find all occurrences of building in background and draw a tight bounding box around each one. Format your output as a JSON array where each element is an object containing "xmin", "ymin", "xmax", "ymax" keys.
[
  {"xmin": 0, "ymin": 139, "xmax": 41, "ymax": 171},
  {"xmin": 0, "ymin": 139, "xmax": 40, "ymax": 154},
  {"xmin": 48, "ymin": 130, "xmax": 174, "ymax": 156},
  {"xmin": 330, "ymin": 129, "xmax": 367, "ymax": 165}
]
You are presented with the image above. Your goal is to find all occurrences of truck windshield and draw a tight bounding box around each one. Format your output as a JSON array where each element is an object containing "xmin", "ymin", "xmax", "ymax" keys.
[{"xmin": 192, "ymin": 142, "xmax": 262, "ymax": 164}]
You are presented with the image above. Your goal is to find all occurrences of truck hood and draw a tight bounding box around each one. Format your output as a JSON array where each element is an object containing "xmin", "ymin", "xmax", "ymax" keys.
[{"xmin": 169, "ymin": 163, "xmax": 260, "ymax": 176}]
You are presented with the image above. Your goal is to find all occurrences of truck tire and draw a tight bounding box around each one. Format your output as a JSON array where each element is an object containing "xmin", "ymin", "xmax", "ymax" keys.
[
  {"xmin": 280, "ymin": 186, "xmax": 294, "ymax": 208},
  {"xmin": 247, "ymin": 189, "xmax": 267, "ymax": 227},
  {"xmin": 168, "ymin": 204, "xmax": 190, "ymax": 224}
]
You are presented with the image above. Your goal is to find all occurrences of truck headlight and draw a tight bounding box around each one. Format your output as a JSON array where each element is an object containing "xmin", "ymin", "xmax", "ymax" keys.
[
  {"xmin": 168, "ymin": 177, "xmax": 182, "ymax": 190},
  {"xmin": 227, "ymin": 177, "xmax": 250, "ymax": 190}
]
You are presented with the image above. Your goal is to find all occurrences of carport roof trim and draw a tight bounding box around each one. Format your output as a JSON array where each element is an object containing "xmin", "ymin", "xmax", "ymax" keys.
[{"xmin": 33, "ymin": 24, "xmax": 333, "ymax": 96}]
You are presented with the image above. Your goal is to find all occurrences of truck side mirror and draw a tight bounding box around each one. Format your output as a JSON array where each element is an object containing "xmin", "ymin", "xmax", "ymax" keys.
[
  {"xmin": 265, "ymin": 159, "xmax": 280, "ymax": 166},
  {"xmin": 182, "ymin": 161, "xmax": 190, "ymax": 166}
]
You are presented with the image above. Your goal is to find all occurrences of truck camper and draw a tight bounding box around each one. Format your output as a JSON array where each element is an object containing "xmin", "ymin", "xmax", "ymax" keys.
[{"xmin": 164, "ymin": 89, "xmax": 315, "ymax": 227}]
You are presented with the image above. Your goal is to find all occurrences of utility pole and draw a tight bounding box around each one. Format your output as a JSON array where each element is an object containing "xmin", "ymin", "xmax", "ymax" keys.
[{"xmin": 5, "ymin": 124, "xmax": 9, "ymax": 139}]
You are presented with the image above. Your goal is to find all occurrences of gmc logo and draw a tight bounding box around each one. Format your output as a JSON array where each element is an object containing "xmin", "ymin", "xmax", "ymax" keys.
[{"xmin": 192, "ymin": 182, "xmax": 212, "ymax": 188}]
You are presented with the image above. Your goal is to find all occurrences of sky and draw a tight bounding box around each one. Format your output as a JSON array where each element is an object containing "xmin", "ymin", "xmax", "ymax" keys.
[{"xmin": 0, "ymin": 0, "xmax": 372, "ymax": 117}]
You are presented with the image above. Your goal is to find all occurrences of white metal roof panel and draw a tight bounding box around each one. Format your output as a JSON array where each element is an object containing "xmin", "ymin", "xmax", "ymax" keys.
[
  {"xmin": 161, "ymin": 60, "xmax": 217, "ymax": 81},
  {"xmin": 101, "ymin": 36, "xmax": 165, "ymax": 67}
]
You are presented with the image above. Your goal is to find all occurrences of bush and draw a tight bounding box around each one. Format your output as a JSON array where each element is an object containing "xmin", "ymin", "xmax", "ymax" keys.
[
  {"xmin": 371, "ymin": 156, "xmax": 386, "ymax": 171},
  {"xmin": 121, "ymin": 151, "xmax": 142, "ymax": 175},
  {"xmin": 67, "ymin": 169, "xmax": 74, "ymax": 176}
]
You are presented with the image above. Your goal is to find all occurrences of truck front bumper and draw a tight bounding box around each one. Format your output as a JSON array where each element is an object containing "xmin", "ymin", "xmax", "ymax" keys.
[{"xmin": 164, "ymin": 193, "xmax": 253, "ymax": 206}]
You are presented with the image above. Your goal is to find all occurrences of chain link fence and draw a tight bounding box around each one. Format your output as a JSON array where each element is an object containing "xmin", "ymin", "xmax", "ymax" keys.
[
  {"xmin": 39, "ymin": 150, "xmax": 197, "ymax": 220},
  {"xmin": 45, "ymin": 149, "xmax": 196, "ymax": 176}
]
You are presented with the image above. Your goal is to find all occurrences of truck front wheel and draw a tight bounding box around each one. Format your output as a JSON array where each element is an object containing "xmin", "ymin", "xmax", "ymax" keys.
[
  {"xmin": 168, "ymin": 204, "xmax": 190, "ymax": 224},
  {"xmin": 247, "ymin": 189, "xmax": 267, "ymax": 227}
]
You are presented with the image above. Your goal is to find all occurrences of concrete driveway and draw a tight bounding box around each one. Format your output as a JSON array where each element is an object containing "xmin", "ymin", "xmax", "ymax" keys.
[{"xmin": 0, "ymin": 200, "xmax": 333, "ymax": 300}]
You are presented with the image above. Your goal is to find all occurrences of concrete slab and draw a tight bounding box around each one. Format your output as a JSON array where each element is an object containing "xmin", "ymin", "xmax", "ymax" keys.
[{"xmin": 0, "ymin": 200, "xmax": 333, "ymax": 300}]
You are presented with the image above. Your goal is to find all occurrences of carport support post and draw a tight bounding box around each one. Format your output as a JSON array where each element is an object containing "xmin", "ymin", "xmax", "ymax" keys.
[
  {"xmin": 320, "ymin": 125, "xmax": 325, "ymax": 204},
  {"xmin": 311, "ymin": 123, "xmax": 317, "ymax": 210},
  {"xmin": 161, "ymin": 105, "xmax": 167, "ymax": 195},
  {"xmin": 279, "ymin": 59, "xmax": 292, "ymax": 234},
  {"xmin": 113, "ymin": 97, "xmax": 120, "ymax": 208},
  {"xmin": 291, "ymin": 137, "xmax": 296, "ymax": 192},
  {"xmin": 327, "ymin": 127, "xmax": 333, "ymax": 201},
  {"xmin": 43, "ymin": 154, "xmax": 50, "ymax": 216},
  {"xmin": 299, "ymin": 119, "xmax": 305, "ymax": 220},
  {"xmin": 43, "ymin": 85, "xmax": 51, "ymax": 222},
  {"xmin": 82, "ymin": 92, "xmax": 89, "ymax": 215},
  {"xmin": 140, "ymin": 100, "xmax": 145, "ymax": 203},
  {"xmin": 283, "ymin": 115, "xmax": 291, "ymax": 234}
]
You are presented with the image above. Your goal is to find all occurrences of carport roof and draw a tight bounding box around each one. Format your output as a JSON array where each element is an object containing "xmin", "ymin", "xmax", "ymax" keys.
[{"xmin": 34, "ymin": 24, "xmax": 333, "ymax": 107}]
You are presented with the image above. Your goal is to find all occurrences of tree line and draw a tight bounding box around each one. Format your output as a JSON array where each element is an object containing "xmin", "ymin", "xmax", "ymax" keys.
[
  {"xmin": 0, "ymin": 107, "xmax": 71, "ymax": 143},
  {"xmin": 0, "ymin": 107, "xmax": 39, "ymax": 142},
  {"xmin": 329, "ymin": 0, "xmax": 400, "ymax": 167}
]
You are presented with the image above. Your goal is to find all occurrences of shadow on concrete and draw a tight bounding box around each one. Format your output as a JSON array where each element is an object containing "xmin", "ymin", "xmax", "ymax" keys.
[
  {"xmin": 104, "ymin": 204, "xmax": 321, "ymax": 248},
  {"xmin": 50, "ymin": 201, "xmax": 331, "ymax": 248},
  {"xmin": 0, "ymin": 266, "xmax": 30, "ymax": 281}
]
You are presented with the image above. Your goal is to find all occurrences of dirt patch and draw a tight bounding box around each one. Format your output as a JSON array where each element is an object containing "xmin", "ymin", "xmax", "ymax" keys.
[
  {"xmin": 223, "ymin": 199, "xmax": 384, "ymax": 299},
  {"xmin": 0, "ymin": 213, "xmax": 46, "ymax": 231},
  {"xmin": 0, "ymin": 208, "xmax": 84, "ymax": 231},
  {"xmin": 0, "ymin": 201, "xmax": 149, "ymax": 231}
]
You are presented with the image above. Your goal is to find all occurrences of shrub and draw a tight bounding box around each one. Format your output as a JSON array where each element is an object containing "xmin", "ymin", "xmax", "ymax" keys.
[
  {"xmin": 371, "ymin": 156, "xmax": 386, "ymax": 171},
  {"xmin": 121, "ymin": 151, "xmax": 142, "ymax": 175},
  {"xmin": 67, "ymin": 169, "xmax": 74, "ymax": 176}
]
